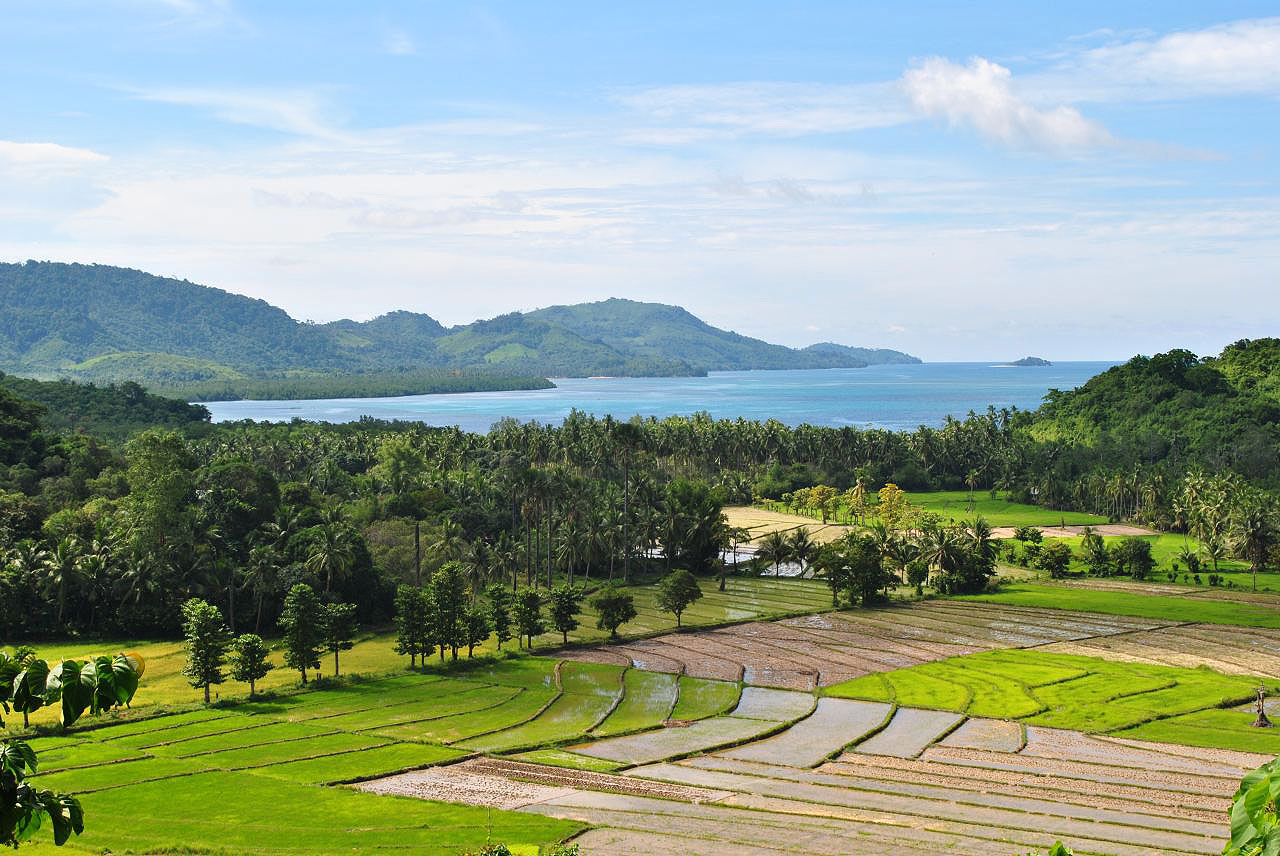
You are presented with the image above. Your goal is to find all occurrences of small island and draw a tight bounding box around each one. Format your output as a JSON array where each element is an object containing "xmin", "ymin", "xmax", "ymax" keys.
[{"xmin": 1009, "ymin": 356, "xmax": 1052, "ymax": 366}]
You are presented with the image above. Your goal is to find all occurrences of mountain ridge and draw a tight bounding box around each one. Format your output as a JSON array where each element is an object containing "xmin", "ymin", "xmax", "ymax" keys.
[{"xmin": 0, "ymin": 261, "xmax": 919, "ymax": 385}]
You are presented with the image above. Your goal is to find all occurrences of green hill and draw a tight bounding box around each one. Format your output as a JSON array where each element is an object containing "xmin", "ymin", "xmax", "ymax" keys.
[
  {"xmin": 0, "ymin": 371, "xmax": 210, "ymax": 440},
  {"xmin": 0, "ymin": 262, "xmax": 918, "ymax": 386},
  {"xmin": 802, "ymin": 342, "xmax": 922, "ymax": 365},
  {"xmin": 1026, "ymin": 343, "xmax": 1280, "ymax": 481}
]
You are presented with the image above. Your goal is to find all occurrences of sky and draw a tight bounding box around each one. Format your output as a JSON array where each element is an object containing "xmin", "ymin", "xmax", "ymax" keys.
[{"xmin": 1, "ymin": 1, "xmax": 1277, "ymax": 361}]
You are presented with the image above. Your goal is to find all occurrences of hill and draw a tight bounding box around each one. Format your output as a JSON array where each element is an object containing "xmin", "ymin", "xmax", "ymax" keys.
[
  {"xmin": 0, "ymin": 262, "xmax": 919, "ymax": 385},
  {"xmin": 0, "ymin": 371, "xmax": 210, "ymax": 440},
  {"xmin": 802, "ymin": 342, "xmax": 922, "ymax": 365},
  {"xmin": 1025, "ymin": 345, "xmax": 1280, "ymax": 482}
]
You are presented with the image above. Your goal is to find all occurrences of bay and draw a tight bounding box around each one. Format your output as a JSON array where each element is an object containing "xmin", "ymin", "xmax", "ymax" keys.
[{"xmin": 202, "ymin": 361, "xmax": 1115, "ymax": 433}]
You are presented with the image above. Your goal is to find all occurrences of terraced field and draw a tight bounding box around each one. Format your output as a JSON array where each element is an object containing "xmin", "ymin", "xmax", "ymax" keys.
[
  {"xmin": 27, "ymin": 596, "xmax": 1280, "ymax": 855},
  {"xmin": 568, "ymin": 600, "xmax": 1174, "ymax": 689}
]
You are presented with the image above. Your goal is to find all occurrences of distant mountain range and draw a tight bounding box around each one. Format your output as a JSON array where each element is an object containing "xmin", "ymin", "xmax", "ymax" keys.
[{"xmin": 0, "ymin": 261, "xmax": 919, "ymax": 386}]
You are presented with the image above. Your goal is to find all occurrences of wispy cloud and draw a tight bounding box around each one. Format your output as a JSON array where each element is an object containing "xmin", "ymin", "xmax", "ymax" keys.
[
  {"xmin": 1070, "ymin": 17, "xmax": 1280, "ymax": 97},
  {"xmin": 616, "ymin": 82, "xmax": 911, "ymax": 138},
  {"xmin": 0, "ymin": 140, "xmax": 108, "ymax": 166},
  {"xmin": 129, "ymin": 86, "xmax": 344, "ymax": 139},
  {"xmin": 903, "ymin": 57, "xmax": 1113, "ymax": 152}
]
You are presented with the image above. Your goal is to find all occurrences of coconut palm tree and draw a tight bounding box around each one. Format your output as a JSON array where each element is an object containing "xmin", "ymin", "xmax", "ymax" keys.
[
  {"xmin": 756, "ymin": 530, "xmax": 791, "ymax": 577},
  {"xmin": 1233, "ymin": 494, "xmax": 1277, "ymax": 592},
  {"xmin": 306, "ymin": 515, "xmax": 357, "ymax": 594},
  {"xmin": 42, "ymin": 536, "xmax": 86, "ymax": 626},
  {"xmin": 786, "ymin": 528, "xmax": 818, "ymax": 575}
]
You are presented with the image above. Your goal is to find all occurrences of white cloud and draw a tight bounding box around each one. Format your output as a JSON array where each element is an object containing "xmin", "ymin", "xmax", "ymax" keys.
[
  {"xmin": 902, "ymin": 57, "xmax": 1114, "ymax": 152},
  {"xmin": 0, "ymin": 140, "xmax": 108, "ymax": 166},
  {"xmin": 1074, "ymin": 17, "xmax": 1280, "ymax": 96},
  {"xmin": 130, "ymin": 87, "xmax": 342, "ymax": 139}
]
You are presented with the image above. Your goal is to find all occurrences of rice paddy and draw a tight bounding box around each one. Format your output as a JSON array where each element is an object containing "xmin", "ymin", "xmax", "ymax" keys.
[{"xmin": 23, "ymin": 592, "xmax": 1280, "ymax": 855}]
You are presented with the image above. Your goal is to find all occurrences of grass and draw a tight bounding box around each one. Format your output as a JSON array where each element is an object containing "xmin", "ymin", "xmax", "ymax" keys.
[
  {"xmin": 20, "ymin": 659, "xmax": 612, "ymax": 854},
  {"xmin": 26, "ymin": 770, "xmax": 571, "ymax": 855},
  {"xmin": 457, "ymin": 662, "xmax": 624, "ymax": 751},
  {"xmin": 1120, "ymin": 708, "xmax": 1280, "ymax": 755},
  {"xmin": 592, "ymin": 669, "xmax": 678, "ymax": 736},
  {"xmin": 670, "ymin": 676, "xmax": 742, "ymax": 720},
  {"xmin": 511, "ymin": 748, "xmax": 626, "ymax": 772},
  {"xmin": 825, "ymin": 649, "xmax": 1270, "ymax": 740},
  {"xmin": 747, "ymin": 491, "xmax": 1107, "ymax": 530},
  {"xmin": 953, "ymin": 583, "xmax": 1280, "ymax": 628},
  {"xmin": 1006, "ymin": 532, "xmax": 1251, "ymax": 575},
  {"xmin": 18, "ymin": 650, "xmax": 772, "ymax": 853}
]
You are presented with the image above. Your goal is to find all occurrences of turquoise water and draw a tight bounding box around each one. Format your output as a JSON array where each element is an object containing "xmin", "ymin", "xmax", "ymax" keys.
[{"xmin": 203, "ymin": 362, "xmax": 1115, "ymax": 432}]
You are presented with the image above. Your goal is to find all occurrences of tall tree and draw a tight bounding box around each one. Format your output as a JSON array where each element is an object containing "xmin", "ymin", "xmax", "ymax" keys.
[
  {"xmin": 547, "ymin": 583, "xmax": 583, "ymax": 644},
  {"xmin": 656, "ymin": 570, "xmax": 702, "ymax": 627},
  {"xmin": 228, "ymin": 633, "xmax": 273, "ymax": 697},
  {"xmin": 485, "ymin": 583, "xmax": 513, "ymax": 650},
  {"xmin": 321, "ymin": 602, "xmax": 358, "ymax": 676},
  {"xmin": 393, "ymin": 585, "xmax": 432, "ymax": 667},
  {"xmin": 513, "ymin": 588, "xmax": 545, "ymax": 649},
  {"xmin": 429, "ymin": 563, "xmax": 467, "ymax": 661},
  {"xmin": 180, "ymin": 598, "xmax": 229, "ymax": 704},
  {"xmin": 590, "ymin": 587, "xmax": 637, "ymax": 640},
  {"xmin": 279, "ymin": 584, "xmax": 324, "ymax": 685}
]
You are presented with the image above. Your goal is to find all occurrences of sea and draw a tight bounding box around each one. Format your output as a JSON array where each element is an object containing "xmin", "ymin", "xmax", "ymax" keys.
[{"xmin": 201, "ymin": 361, "xmax": 1115, "ymax": 433}]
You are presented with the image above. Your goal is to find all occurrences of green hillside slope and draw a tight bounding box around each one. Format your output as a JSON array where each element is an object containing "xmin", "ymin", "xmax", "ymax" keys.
[{"xmin": 0, "ymin": 261, "xmax": 918, "ymax": 385}]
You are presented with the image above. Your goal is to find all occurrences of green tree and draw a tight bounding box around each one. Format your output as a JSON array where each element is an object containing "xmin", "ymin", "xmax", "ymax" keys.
[
  {"xmin": 321, "ymin": 602, "xmax": 358, "ymax": 676},
  {"xmin": 429, "ymin": 563, "xmax": 468, "ymax": 661},
  {"xmin": 1113, "ymin": 537, "xmax": 1156, "ymax": 580},
  {"xmin": 656, "ymin": 570, "xmax": 702, "ymax": 627},
  {"xmin": 464, "ymin": 603, "xmax": 490, "ymax": 657},
  {"xmin": 1080, "ymin": 528, "xmax": 1111, "ymax": 576},
  {"xmin": 180, "ymin": 598, "xmax": 230, "ymax": 704},
  {"xmin": 279, "ymin": 584, "xmax": 324, "ymax": 684},
  {"xmin": 547, "ymin": 583, "xmax": 583, "ymax": 643},
  {"xmin": 228, "ymin": 633, "xmax": 273, "ymax": 697},
  {"xmin": 513, "ymin": 588, "xmax": 545, "ymax": 648},
  {"xmin": 1233, "ymin": 491, "xmax": 1278, "ymax": 592},
  {"xmin": 876, "ymin": 483, "xmax": 912, "ymax": 530},
  {"xmin": 485, "ymin": 584, "xmax": 513, "ymax": 650},
  {"xmin": 393, "ymin": 585, "xmax": 432, "ymax": 667},
  {"xmin": 590, "ymin": 587, "xmax": 636, "ymax": 639},
  {"xmin": 1035, "ymin": 541, "xmax": 1074, "ymax": 578},
  {"xmin": 0, "ymin": 739, "xmax": 84, "ymax": 848}
]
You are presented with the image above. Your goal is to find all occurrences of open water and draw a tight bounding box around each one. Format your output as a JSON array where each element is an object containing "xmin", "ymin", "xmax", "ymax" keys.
[{"xmin": 202, "ymin": 362, "xmax": 1115, "ymax": 432}]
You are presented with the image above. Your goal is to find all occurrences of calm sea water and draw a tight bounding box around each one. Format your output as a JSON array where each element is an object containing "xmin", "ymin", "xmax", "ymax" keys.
[{"xmin": 202, "ymin": 362, "xmax": 1115, "ymax": 432}]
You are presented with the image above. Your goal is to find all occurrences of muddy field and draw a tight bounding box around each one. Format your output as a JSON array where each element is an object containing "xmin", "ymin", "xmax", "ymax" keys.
[
  {"xmin": 568, "ymin": 600, "xmax": 1175, "ymax": 687},
  {"xmin": 1041, "ymin": 621, "xmax": 1280, "ymax": 677},
  {"xmin": 372, "ymin": 701, "xmax": 1257, "ymax": 855}
]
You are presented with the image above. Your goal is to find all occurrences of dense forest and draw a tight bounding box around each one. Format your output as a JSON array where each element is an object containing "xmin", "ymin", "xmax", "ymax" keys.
[
  {"xmin": 1, "ymin": 338, "xmax": 1277, "ymax": 642},
  {"xmin": 0, "ymin": 263, "xmax": 917, "ymax": 389}
]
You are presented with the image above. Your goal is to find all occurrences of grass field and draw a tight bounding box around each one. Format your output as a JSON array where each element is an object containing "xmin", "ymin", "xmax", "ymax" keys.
[
  {"xmin": 10, "ymin": 576, "xmax": 831, "ymax": 729},
  {"xmin": 751, "ymin": 491, "xmax": 1107, "ymax": 529},
  {"xmin": 1008, "ymin": 532, "xmax": 1251, "ymax": 575},
  {"xmin": 825, "ymin": 649, "xmax": 1272, "ymax": 735},
  {"xmin": 954, "ymin": 583, "xmax": 1280, "ymax": 628}
]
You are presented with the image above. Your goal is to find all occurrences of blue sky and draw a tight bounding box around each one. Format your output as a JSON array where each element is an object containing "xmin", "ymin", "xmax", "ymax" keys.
[{"xmin": 2, "ymin": 1, "xmax": 1277, "ymax": 360}]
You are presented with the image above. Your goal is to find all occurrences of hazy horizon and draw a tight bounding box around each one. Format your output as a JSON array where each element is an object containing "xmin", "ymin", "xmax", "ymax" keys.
[{"xmin": 3, "ymin": 2, "xmax": 1277, "ymax": 361}]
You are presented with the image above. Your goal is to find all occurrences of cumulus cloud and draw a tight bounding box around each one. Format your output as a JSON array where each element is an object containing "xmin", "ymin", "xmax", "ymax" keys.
[
  {"xmin": 903, "ymin": 57, "xmax": 1113, "ymax": 152},
  {"xmin": 0, "ymin": 140, "xmax": 108, "ymax": 166}
]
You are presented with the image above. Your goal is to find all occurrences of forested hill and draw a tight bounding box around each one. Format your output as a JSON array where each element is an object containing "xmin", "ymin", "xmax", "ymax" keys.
[
  {"xmin": 1025, "ymin": 340, "xmax": 1280, "ymax": 483},
  {"xmin": 0, "ymin": 371, "xmax": 210, "ymax": 441},
  {"xmin": 0, "ymin": 262, "xmax": 918, "ymax": 385}
]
